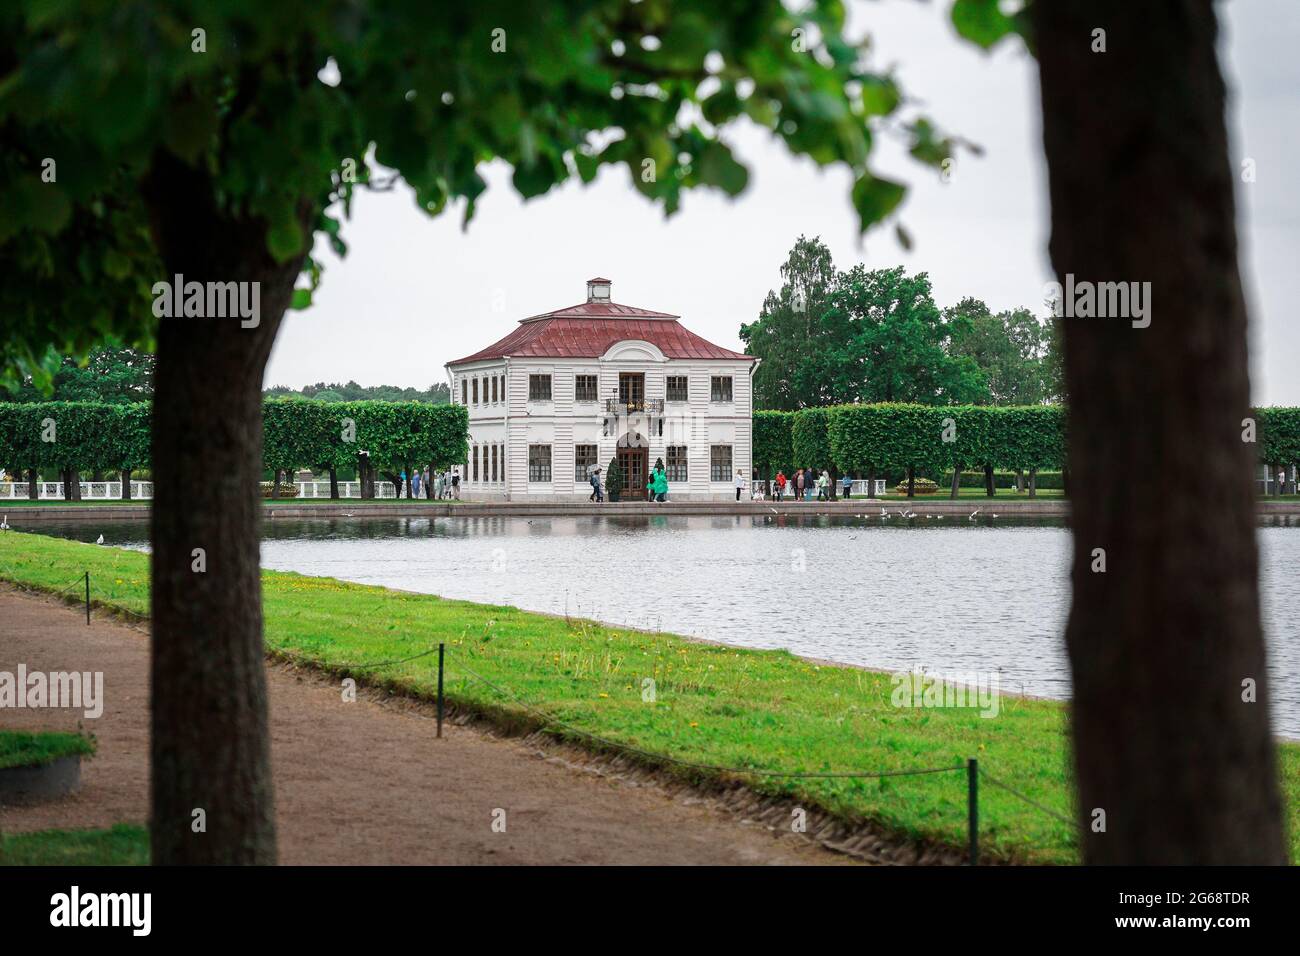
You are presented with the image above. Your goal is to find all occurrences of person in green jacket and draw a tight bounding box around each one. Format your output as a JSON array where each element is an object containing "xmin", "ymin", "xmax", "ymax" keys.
[{"xmin": 652, "ymin": 462, "xmax": 669, "ymax": 502}]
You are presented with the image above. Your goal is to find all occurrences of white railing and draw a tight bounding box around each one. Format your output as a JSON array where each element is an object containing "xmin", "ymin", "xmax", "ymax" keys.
[
  {"xmin": 291, "ymin": 481, "xmax": 398, "ymax": 499},
  {"xmin": 0, "ymin": 481, "xmax": 154, "ymax": 500}
]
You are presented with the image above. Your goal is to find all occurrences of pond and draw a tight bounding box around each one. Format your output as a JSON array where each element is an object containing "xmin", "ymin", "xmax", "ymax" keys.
[{"xmin": 26, "ymin": 514, "xmax": 1300, "ymax": 737}]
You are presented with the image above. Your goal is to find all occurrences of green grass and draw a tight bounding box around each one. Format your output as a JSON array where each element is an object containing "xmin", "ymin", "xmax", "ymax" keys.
[
  {"xmin": 0, "ymin": 498, "xmax": 465, "ymax": 507},
  {"xmin": 0, "ymin": 824, "xmax": 147, "ymax": 865},
  {"xmin": 0, "ymin": 730, "xmax": 95, "ymax": 770},
  {"xmin": 2, "ymin": 532, "xmax": 1297, "ymax": 864}
]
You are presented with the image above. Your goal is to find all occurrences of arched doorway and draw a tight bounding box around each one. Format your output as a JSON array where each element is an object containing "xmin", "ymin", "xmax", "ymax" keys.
[{"xmin": 617, "ymin": 431, "xmax": 648, "ymax": 500}]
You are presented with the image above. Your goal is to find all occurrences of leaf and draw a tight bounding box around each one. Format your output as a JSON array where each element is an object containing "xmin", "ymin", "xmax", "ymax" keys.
[
  {"xmin": 696, "ymin": 141, "xmax": 749, "ymax": 196},
  {"xmin": 291, "ymin": 288, "xmax": 313, "ymax": 310},
  {"xmin": 851, "ymin": 173, "xmax": 905, "ymax": 232},
  {"xmin": 266, "ymin": 217, "xmax": 304, "ymax": 264},
  {"xmin": 951, "ymin": 0, "xmax": 1019, "ymax": 50}
]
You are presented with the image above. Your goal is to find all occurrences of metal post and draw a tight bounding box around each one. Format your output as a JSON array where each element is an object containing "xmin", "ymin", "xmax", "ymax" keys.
[
  {"xmin": 436, "ymin": 643, "xmax": 445, "ymax": 738},
  {"xmin": 84, "ymin": 571, "xmax": 90, "ymax": 625},
  {"xmin": 967, "ymin": 757, "xmax": 979, "ymax": 866}
]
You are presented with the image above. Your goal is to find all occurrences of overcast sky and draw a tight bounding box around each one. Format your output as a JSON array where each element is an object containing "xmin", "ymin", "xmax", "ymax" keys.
[{"xmin": 265, "ymin": 0, "xmax": 1300, "ymax": 405}]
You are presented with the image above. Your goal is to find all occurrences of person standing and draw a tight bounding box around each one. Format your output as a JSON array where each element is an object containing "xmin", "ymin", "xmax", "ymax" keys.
[
  {"xmin": 794, "ymin": 468, "xmax": 805, "ymax": 502},
  {"xmin": 775, "ymin": 470, "xmax": 786, "ymax": 502},
  {"xmin": 653, "ymin": 462, "xmax": 668, "ymax": 502},
  {"xmin": 423, "ymin": 465, "xmax": 431, "ymax": 498},
  {"xmin": 734, "ymin": 469, "xmax": 746, "ymax": 502},
  {"xmin": 590, "ymin": 466, "xmax": 604, "ymax": 502},
  {"xmin": 451, "ymin": 470, "xmax": 460, "ymax": 500},
  {"xmin": 411, "ymin": 468, "xmax": 421, "ymax": 499},
  {"xmin": 841, "ymin": 471, "xmax": 852, "ymax": 500}
]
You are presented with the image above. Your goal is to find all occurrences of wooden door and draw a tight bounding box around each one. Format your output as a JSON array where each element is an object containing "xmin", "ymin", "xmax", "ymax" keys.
[{"xmin": 618, "ymin": 448, "xmax": 646, "ymax": 499}]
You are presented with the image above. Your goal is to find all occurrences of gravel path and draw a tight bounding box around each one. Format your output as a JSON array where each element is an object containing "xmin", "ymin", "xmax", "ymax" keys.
[{"xmin": 0, "ymin": 585, "xmax": 847, "ymax": 865}]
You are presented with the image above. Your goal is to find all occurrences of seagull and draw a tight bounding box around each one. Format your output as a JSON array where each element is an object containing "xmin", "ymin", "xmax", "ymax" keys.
[
  {"xmin": 0, "ymin": 515, "xmax": 8, "ymax": 530},
  {"xmin": 969, "ymin": 509, "xmax": 980, "ymax": 520},
  {"xmin": 95, "ymin": 534, "xmax": 104, "ymax": 544},
  {"xmin": 769, "ymin": 507, "xmax": 778, "ymax": 515}
]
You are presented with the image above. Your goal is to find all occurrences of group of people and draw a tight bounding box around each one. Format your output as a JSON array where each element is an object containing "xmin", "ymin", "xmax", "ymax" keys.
[
  {"xmin": 586, "ymin": 459, "xmax": 671, "ymax": 502},
  {"xmin": 770, "ymin": 468, "xmax": 853, "ymax": 502},
  {"xmin": 396, "ymin": 467, "xmax": 460, "ymax": 499}
]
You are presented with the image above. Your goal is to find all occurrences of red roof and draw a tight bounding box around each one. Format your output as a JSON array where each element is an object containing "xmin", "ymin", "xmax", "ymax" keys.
[{"xmin": 448, "ymin": 297, "xmax": 755, "ymax": 365}]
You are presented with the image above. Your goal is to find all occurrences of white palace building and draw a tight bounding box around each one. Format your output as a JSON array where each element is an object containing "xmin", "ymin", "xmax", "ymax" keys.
[{"xmin": 446, "ymin": 277, "xmax": 756, "ymax": 500}]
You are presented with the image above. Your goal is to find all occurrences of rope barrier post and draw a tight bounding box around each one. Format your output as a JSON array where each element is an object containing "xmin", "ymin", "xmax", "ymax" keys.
[
  {"xmin": 436, "ymin": 643, "xmax": 445, "ymax": 738},
  {"xmin": 84, "ymin": 571, "xmax": 90, "ymax": 626},
  {"xmin": 967, "ymin": 757, "xmax": 979, "ymax": 866}
]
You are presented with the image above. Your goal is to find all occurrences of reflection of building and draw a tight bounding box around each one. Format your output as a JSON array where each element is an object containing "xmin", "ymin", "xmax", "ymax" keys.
[{"xmin": 446, "ymin": 278, "xmax": 756, "ymax": 500}]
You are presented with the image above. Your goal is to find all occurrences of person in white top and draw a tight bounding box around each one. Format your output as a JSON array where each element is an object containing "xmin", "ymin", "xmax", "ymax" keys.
[{"xmin": 734, "ymin": 469, "xmax": 747, "ymax": 502}]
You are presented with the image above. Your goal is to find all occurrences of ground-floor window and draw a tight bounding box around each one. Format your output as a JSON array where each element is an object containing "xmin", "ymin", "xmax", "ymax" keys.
[
  {"xmin": 491, "ymin": 444, "xmax": 499, "ymax": 482},
  {"xmin": 528, "ymin": 444, "xmax": 552, "ymax": 483},
  {"xmin": 472, "ymin": 444, "xmax": 479, "ymax": 482},
  {"xmin": 666, "ymin": 445, "xmax": 688, "ymax": 482},
  {"xmin": 710, "ymin": 445, "xmax": 732, "ymax": 482},
  {"xmin": 574, "ymin": 444, "xmax": 597, "ymax": 481}
]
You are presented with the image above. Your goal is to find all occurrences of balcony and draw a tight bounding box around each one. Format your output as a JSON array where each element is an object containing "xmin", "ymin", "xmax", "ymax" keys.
[{"xmin": 604, "ymin": 397, "xmax": 664, "ymax": 415}]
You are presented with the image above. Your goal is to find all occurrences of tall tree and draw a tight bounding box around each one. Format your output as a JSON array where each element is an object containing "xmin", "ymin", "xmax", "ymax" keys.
[
  {"xmin": 740, "ymin": 235, "xmax": 837, "ymax": 410},
  {"xmin": 1028, "ymin": 1, "xmax": 1284, "ymax": 861},
  {"xmin": 946, "ymin": 298, "xmax": 1051, "ymax": 404},
  {"xmin": 3, "ymin": 343, "xmax": 155, "ymax": 404},
  {"xmin": 1, "ymin": 1, "xmax": 951, "ymax": 863}
]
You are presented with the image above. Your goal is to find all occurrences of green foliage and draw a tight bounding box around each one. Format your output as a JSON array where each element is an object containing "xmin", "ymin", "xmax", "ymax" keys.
[
  {"xmin": 791, "ymin": 406, "xmax": 834, "ymax": 468},
  {"xmin": 1, "ymin": 344, "xmax": 154, "ymax": 404},
  {"xmin": 1, "ymin": 0, "xmax": 955, "ymax": 385},
  {"xmin": 605, "ymin": 456, "xmax": 623, "ymax": 498},
  {"xmin": 0, "ymin": 730, "xmax": 95, "ymax": 770},
  {"xmin": 264, "ymin": 381, "xmax": 450, "ymax": 404},
  {"xmin": 752, "ymin": 410, "xmax": 794, "ymax": 475},
  {"xmin": 1257, "ymin": 407, "xmax": 1300, "ymax": 466}
]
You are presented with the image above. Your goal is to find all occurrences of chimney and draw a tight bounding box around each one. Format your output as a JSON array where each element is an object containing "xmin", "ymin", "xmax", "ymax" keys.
[{"xmin": 586, "ymin": 277, "xmax": 612, "ymax": 302}]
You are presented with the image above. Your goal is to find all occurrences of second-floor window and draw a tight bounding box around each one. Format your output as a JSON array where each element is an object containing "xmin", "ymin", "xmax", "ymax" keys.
[
  {"xmin": 472, "ymin": 378, "xmax": 479, "ymax": 405},
  {"xmin": 528, "ymin": 444, "xmax": 552, "ymax": 482},
  {"xmin": 461, "ymin": 379, "xmax": 467, "ymax": 405},
  {"xmin": 575, "ymin": 374, "xmax": 598, "ymax": 402},
  {"xmin": 666, "ymin": 375, "xmax": 689, "ymax": 402},
  {"xmin": 529, "ymin": 374, "xmax": 552, "ymax": 401},
  {"xmin": 710, "ymin": 376, "xmax": 733, "ymax": 403},
  {"xmin": 491, "ymin": 376, "xmax": 498, "ymax": 404}
]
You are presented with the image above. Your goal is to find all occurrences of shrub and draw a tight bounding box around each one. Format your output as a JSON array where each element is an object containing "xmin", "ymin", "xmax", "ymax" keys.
[{"xmin": 894, "ymin": 476, "xmax": 940, "ymax": 495}]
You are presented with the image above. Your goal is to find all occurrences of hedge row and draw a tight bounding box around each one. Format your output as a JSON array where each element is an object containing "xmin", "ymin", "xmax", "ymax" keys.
[
  {"xmin": 0, "ymin": 400, "xmax": 469, "ymax": 483},
  {"xmin": 753, "ymin": 404, "xmax": 1300, "ymax": 480}
]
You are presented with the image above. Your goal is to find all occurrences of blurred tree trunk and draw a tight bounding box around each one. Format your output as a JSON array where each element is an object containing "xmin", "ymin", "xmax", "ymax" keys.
[
  {"xmin": 984, "ymin": 464, "xmax": 995, "ymax": 497},
  {"xmin": 143, "ymin": 149, "xmax": 315, "ymax": 864},
  {"xmin": 121, "ymin": 467, "xmax": 133, "ymax": 501},
  {"xmin": 1035, "ymin": 0, "xmax": 1284, "ymax": 863},
  {"xmin": 950, "ymin": 468, "xmax": 961, "ymax": 499},
  {"xmin": 328, "ymin": 466, "xmax": 339, "ymax": 500}
]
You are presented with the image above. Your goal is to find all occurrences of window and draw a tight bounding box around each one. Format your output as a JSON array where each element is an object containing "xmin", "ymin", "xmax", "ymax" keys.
[
  {"xmin": 491, "ymin": 376, "xmax": 498, "ymax": 404},
  {"xmin": 574, "ymin": 444, "xmax": 597, "ymax": 481},
  {"xmin": 499, "ymin": 375, "xmax": 505, "ymax": 403},
  {"xmin": 710, "ymin": 376, "xmax": 733, "ymax": 403},
  {"xmin": 461, "ymin": 379, "xmax": 467, "ymax": 405},
  {"xmin": 666, "ymin": 375, "xmax": 689, "ymax": 402},
  {"xmin": 710, "ymin": 445, "xmax": 733, "ymax": 482},
  {"xmin": 472, "ymin": 444, "xmax": 479, "ymax": 482},
  {"xmin": 574, "ymin": 374, "xmax": 598, "ymax": 402},
  {"xmin": 529, "ymin": 374, "xmax": 552, "ymax": 401},
  {"xmin": 618, "ymin": 372, "xmax": 644, "ymax": 408},
  {"xmin": 528, "ymin": 445, "xmax": 552, "ymax": 482},
  {"xmin": 666, "ymin": 446, "xmax": 688, "ymax": 482},
  {"xmin": 472, "ymin": 378, "xmax": 479, "ymax": 405},
  {"xmin": 491, "ymin": 444, "xmax": 499, "ymax": 482}
]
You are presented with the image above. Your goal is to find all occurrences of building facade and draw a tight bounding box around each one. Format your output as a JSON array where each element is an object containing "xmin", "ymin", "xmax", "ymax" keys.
[{"xmin": 446, "ymin": 278, "xmax": 756, "ymax": 500}]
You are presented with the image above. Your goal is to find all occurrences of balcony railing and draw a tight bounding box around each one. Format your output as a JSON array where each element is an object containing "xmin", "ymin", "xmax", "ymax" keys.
[{"xmin": 604, "ymin": 398, "xmax": 665, "ymax": 415}]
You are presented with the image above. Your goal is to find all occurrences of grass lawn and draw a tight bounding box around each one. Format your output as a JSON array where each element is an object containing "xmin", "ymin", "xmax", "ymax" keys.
[
  {"xmin": 1, "ymin": 531, "xmax": 1296, "ymax": 865},
  {"xmin": 0, "ymin": 498, "xmax": 465, "ymax": 507},
  {"xmin": 0, "ymin": 824, "xmax": 147, "ymax": 865},
  {"xmin": 0, "ymin": 730, "xmax": 95, "ymax": 770}
]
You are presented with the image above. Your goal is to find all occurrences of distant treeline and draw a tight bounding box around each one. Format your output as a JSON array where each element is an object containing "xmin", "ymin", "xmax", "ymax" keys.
[
  {"xmin": 264, "ymin": 381, "xmax": 450, "ymax": 404},
  {"xmin": 754, "ymin": 405, "xmax": 1300, "ymax": 497},
  {"xmin": 0, "ymin": 399, "xmax": 468, "ymax": 500}
]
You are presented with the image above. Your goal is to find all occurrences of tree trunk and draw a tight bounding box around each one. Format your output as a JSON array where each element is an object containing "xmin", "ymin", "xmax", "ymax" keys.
[
  {"xmin": 866, "ymin": 467, "xmax": 875, "ymax": 499},
  {"xmin": 358, "ymin": 453, "xmax": 374, "ymax": 499},
  {"xmin": 1273, "ymin": 463, "xmax": 1283, "ymax": 498},
  {"xmin": 62, "ymin": 467, "xmax": 81, "ymax": 501},
  {"xmin": 328, "ymin": 466, "xmax": 339, "ymax": 500},
  {"xmin": 121, "ymin": 467, "xmax": 133, "ymax": 501},
  {"xmin": 143, "ymin": 148, "xmax": 314, "ymax": 864},
  {"xmin": 1028, "ymin": 467, "xmax": 1038, "ymax": 499},
  {"xmin": 984, "ymin": 464, "xmax": 995, "ymax": 497},
  {"xmin": 828, "ymin": 464, "xmax": 838, "ymax": 500},
  {"xmin": 92, "ymin": 469, "xmax": 104, "ymax": 483},
  {"xmin": 1015, "ymin": 468, "xmax": 1024, "ymax": 493},
  {"xmin": 1062, "ymin": 466, "xmax": 1070, "ymax": 498},
  {"xmin": 950, "ymin": 467, "xmax": 961, "ymax": 500},
  {"xmin": 1036, "ymin": 0, "xmax": 1283, "ymax": 863},
  {"xmin": 27, "ymin": 467, "xmax": 38, "ymax": 501},
  {"xmin": 906, "ymin": 465, "xmax": 915, "ymax": 498}
]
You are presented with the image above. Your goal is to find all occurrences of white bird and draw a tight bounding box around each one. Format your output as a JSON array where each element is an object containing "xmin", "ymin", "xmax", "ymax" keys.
[
  {"xmin": 95, "ymin": 534, "xmax": 104, "ymax": 544},
  {"xmin": 769, "ymin": 507, "xmax": 778, "ymax": 515},
  {"xmin": 969, "ymin": 509, "xmax": 980, "ymax": 520},
  {"xmin": 0, "ymin": 515, "xmax": 8, "ymax": 530}
]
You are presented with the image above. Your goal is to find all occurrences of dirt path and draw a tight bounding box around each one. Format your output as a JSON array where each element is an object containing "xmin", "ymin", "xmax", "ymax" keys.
[{"xmin": 0, "ymin": 586, "xmax": 847, "ymax": 865}]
